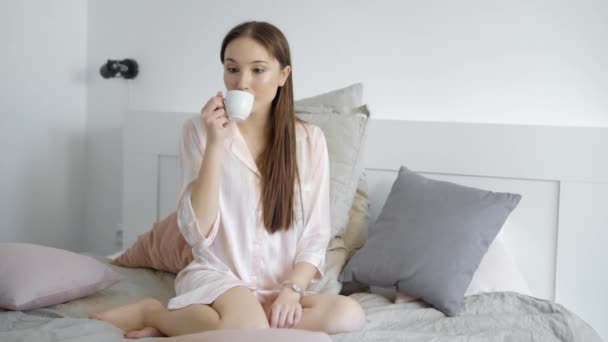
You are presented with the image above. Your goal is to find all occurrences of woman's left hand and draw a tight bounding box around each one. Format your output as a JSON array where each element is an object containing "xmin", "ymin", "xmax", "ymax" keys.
[{"xmin": 269, "ymin": 288, "xmax": 303, "ymax": 329}]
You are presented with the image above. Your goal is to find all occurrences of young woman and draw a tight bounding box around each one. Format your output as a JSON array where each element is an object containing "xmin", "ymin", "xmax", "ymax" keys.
[{"xmin": 91, "ymin": 21, "xmax": 366, "ymax": 338}]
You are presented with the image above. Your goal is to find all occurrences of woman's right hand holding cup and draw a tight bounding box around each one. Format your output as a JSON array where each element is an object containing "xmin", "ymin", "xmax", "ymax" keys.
[{"xmin": 200, "ymin": 91, "xmax": 231, "ymax": 147}]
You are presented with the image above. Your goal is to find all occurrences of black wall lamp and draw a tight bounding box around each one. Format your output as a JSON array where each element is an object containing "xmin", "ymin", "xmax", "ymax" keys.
[{"xmin": 100, "ymin": 59, "xmax": 139, "ymax": 79}]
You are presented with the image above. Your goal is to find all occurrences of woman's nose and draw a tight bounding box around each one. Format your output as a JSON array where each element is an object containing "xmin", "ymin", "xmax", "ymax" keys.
[{"xmin": 236, "ymin": 72, "xmax": 251, "ymax": 90}]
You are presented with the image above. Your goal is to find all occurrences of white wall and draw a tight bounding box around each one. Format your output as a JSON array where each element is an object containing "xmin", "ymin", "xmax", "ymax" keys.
[
  {"xmin": 85, "ymin": 0, "xmax": 608, "ymax": 254},
  {"xmin": 0, "ymin": 0, "xmax": 88, "ymax": 251}
]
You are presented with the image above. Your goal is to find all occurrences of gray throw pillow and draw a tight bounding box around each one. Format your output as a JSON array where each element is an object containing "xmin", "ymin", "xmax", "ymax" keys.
[{"xmin": 339, "ymin": 166, "xmax": 522, "ymax": 316}]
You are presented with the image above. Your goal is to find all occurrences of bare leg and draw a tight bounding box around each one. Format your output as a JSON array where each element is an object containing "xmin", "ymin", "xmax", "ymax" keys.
[
  {"xmin": 89, "ymin": 298, "xmax": 162, "ymax": 333},
  {"xmin": 89, "ymin": 298, "xmax": 215, "ymax": 337},
  {"xmin": 90, "ymin": 286, "xmax": 269, "ymax": 338},
  {"xmin": 262, "ymin": 293, "xmax": 365, "ymax": 334}
]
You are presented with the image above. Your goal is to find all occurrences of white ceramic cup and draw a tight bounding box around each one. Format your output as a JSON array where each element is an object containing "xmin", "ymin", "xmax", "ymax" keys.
[{"xmin": 224, "ymin": 90, "xmax": 254, "ymax": 122}]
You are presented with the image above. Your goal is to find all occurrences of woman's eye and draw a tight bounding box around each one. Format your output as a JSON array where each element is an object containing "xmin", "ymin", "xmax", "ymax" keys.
[
  {"xmin": 254, "ymin": 68, "xmax": 265, "ymax": 74},
  {"xmin": 227, "ymin": 67, "xmax": 238, "ymax": 73}
]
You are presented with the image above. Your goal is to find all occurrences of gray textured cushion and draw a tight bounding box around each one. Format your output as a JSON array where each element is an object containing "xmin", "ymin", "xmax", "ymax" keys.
[
  {"xmin": 340, "ymin": 166, "xmax": 522, "ymax": 316},
  {"xmin": 293, "ymin": 84, "xmax": 369, "ymax": 294},
  {"xmin": 296, "ymin": 106, "xmax": 370, "ymax": 238},
  {"xmin": 295, "ymin": 83, "xmax": 363, "ymax": 110}
]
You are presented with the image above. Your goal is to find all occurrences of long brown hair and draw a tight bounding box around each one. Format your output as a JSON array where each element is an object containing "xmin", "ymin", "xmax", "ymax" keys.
[{"xmin": 220, "ymin": 21, "xmax": 300, "ymax": 234}]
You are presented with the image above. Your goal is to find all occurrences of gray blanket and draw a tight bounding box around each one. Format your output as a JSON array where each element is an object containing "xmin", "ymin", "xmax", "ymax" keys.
[
  {"xmin": 333, "ymin": 292, "xmax": 601, "ymax": 342},
  {"xmin": 1, "ymin": 292, "xmax": 601, "ymax": 341},
  {"xmin": 0, "ymin": 256, "xmax": 601, "ymax": 342}
]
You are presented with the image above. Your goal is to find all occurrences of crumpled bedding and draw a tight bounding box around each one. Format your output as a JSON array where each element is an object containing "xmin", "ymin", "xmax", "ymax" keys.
[{"xmin": 0, "ymin": 255, "xmax": 601, "ymax": 342}]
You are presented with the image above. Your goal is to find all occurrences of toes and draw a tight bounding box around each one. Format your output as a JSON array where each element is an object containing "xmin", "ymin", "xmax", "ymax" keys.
[
  {"xmin": 145, "ymin": 327, "xmax": 163, "ymax": 337},
  {"xmin": 125, "ymin": 330, "xmax": 144, "ymax": 339},
  {"xmin": 137, "ymin": 327, "xmax": 163, "ymax": 337},
  {"xmin": 125, "ymin": 327, "xmax": 163, "ymax": 339},
  {"xmin": 124, "ymin": 330, "xmax": 138, "ymax": 339},
  {"xmin": 88, "ymin": 313, "xmax": 101, "ymax": 320}
]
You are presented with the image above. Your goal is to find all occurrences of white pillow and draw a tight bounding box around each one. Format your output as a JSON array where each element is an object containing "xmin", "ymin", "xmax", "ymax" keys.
[{"xmin": 464, "ymin": 221, "xmax": 532, "ymax": 296}]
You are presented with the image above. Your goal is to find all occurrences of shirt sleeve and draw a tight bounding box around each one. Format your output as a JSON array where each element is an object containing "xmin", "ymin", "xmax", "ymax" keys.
[
  {"xmin": 176, "ymin": 118, "xmax": 221, "ymax": 248},
  {"xmin": 294, "ymin": 127, "xmax": 332, "ymax": 280}
]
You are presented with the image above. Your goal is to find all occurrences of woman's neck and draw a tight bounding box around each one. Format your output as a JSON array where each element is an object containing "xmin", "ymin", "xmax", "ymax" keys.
[{"xmin": 237, "ymin": 107, "xmax": 271, "ymax": 158}]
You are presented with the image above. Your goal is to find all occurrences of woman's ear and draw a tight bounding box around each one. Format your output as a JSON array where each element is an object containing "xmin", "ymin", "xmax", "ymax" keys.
[{"xmin": 279, "ymin": 65, "xmax": 291, "ymax": 87}]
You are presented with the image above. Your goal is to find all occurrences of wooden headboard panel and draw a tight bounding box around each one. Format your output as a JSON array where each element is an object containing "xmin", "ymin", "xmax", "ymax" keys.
[{"xmin": 123, "ymin": 111, "xmax": 607, "ymax": 338}]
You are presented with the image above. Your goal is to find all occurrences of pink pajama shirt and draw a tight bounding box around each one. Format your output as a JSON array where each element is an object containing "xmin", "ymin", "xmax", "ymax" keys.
[{"xmin": 167, "ymin": 115, "xmax": 331, "ymax": 309}]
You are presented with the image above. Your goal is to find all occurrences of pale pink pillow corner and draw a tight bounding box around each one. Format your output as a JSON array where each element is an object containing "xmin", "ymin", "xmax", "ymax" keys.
[
  {"xmin": 0, "ymin": 243, "xmax": 123, "ymax": 311},
  {"xmin": 464, "ymin": 224, "xmax": 532, "ymax": 297}
]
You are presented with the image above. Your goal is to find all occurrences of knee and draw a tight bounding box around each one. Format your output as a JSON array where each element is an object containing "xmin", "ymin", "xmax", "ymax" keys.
[
  {"xmin": 329, "ymin": 296, "xmax": 366, "ymax": 333},
  {"xmin": 217, "ymin": 315, "xmax": 270, "ymax": 330}
]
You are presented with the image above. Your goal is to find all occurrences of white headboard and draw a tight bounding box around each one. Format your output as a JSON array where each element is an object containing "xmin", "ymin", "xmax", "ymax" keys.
[{"xmin": 123, "ymin": 111, "xmax": 607, "ymax": 338}]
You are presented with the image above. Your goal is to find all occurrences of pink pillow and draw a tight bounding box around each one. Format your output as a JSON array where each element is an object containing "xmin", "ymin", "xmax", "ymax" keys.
[
  {"xmin": 0, "ymin": 243, "xmax": 122, "ymax": 310},
  {"xmin": 464, "ymin": 224, "xmax": 531, "ymax": 296},
  {"xmin": 163, "ymin": 329, "xmax": 332, "ymax": 342},
  {"xmin": 112, "ymin": 211, "xmax": 193, "ymax": 273}
]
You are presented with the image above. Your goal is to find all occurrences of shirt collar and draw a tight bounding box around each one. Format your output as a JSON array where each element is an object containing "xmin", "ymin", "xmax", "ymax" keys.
[{"xmin": 228, "ymin": 121, "xmax": 309, "ymax": 178}]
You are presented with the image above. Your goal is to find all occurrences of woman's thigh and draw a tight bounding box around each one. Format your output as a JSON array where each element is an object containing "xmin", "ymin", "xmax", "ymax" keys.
[
  {"xmin": 298, "ymin": 293, "xmax": 366, "ymax": 333},
  {"xmin": 260, "ymin": 292, "xmax": 359, "ymax": 315},
  {"xmin": 211, "ymin": 286, "xmax": 270, "ymax": 329},
  {"xmin": 260, "ymin": 292, "xmax": 365, "ymax": 333},
  {"xmin": 300, "ymin": 293, "xmax": 353, "ymax": 309}
]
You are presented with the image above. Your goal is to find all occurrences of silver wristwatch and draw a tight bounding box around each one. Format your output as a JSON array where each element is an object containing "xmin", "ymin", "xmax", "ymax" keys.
[{"xmin": 281, "ymin": 281, "xmax": 305, "ymax": 297}]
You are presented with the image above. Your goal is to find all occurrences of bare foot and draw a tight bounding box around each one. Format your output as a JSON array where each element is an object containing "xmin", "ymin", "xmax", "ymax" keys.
[
  {"xmin": 89, "ymin": 298, "xmax": 162, "ymax": 333},
  {"xmin": 125, "ymin": 326, "xmax": 164, "ymax": 339}
]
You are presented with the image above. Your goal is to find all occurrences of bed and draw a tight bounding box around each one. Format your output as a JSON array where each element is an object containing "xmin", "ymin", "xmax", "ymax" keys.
[
  {"xmin": 0, "ymin": 253, "xmax": 600, "ymax": 341},
  {"xmin": 1, "ymin": 107, "xmax": 605, "ymax": 341}
]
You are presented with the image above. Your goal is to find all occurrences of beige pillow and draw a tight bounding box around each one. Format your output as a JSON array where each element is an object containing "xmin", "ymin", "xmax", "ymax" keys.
[
  {"xmin": 308, "ymin": 173, "xmax": 369, "ymax": 294},
  {"xmin": 341, "ymin": 173, "xmax": 369, "ymax": 259}
]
